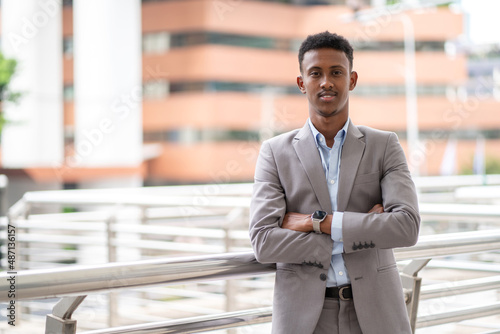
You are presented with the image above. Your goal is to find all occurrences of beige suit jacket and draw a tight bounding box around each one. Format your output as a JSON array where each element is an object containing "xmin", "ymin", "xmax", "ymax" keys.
[{"xmin": 249, "ymin": 120, "xmax": 420, "ymax": 334}]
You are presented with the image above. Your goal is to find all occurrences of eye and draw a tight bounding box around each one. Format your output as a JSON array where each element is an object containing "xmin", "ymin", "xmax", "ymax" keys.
[
  {"xmin": 310, "ymin": 71, "xmax": 320, "ymax": 77},
  {"xmin": 333, "ymin": 70, "xmax": 343, "ymax": 76}
]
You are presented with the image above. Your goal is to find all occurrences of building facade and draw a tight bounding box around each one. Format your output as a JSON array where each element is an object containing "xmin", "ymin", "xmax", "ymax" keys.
[{"xmin": 1, "ymin": 0, "xmax": 499, "ymax": 197}]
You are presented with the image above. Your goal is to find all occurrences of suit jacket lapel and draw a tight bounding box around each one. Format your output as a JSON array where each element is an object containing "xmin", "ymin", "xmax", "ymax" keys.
[
  {"xmin": 338, "ymin": 120, "xmax": 365, "ymax": 211},
  {"xmin": 292, "ymin": 123, "xmax": 332, "ymax": 213}
]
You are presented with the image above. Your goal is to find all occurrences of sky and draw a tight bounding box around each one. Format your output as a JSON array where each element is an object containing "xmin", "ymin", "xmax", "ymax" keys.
[{"xmin": 461, "ymin": 0, "xmax": 500, "ymax": 45}]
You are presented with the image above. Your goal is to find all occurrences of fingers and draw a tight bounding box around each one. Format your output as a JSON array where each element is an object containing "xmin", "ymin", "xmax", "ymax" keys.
[{"xmin": 368, "ymin": 204, "xmax": 384, "ymax": 214}]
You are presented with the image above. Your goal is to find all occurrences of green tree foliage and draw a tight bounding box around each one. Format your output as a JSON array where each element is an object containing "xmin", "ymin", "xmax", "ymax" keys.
[
  {"xmin": 0, "ymin": 53, "xmax": 18, "ymax": 133},
  {"xmin": 461, "ymin": 156, "xmax": 500, "ymax": 175}
]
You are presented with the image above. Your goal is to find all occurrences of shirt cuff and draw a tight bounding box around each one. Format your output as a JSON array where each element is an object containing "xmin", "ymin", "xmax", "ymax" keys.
[{"xmin": 330, "ymin": 211, "xmax": 343, "ymax": 242}]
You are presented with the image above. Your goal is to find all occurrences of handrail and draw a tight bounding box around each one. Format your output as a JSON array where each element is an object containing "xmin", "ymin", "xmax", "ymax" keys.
[
  {"xmin": 420, "ymin": 275, "xmax": 500, "ymax": 300},
  {"xmin": 22, "ymin": 192, "xmax": 250, "ymax": 208},
  {"xmin": 419, "ymin": 203, "xmax": 500, "ymax": 220},
  {"xmin": 394, "ymin": 229, "xmax": 500, "ymax": 260},
  {"xmin": 417, "ymin": 302, "xmax": 500, "ymax": 328},
  {"xmin": 413, "ymin": 174, "xmax": 500, "ymax": 191},
  {"xmin": 10, "ymin": 175, "xmax": 500, "ymax": 211},
  {"xmin": 0, "ymin": 252, "xmax": 275, "ymax": 302},
  {"xmin": 80, "ymin": 307, "xmax": 273, "ymax": 334},
  {"xmin": 2, "ymin": 229, "xmax": 500, "ymax": 302},
  {"xmin": 4, "ymin": 178, "xmax": 500, "ymax": 334}
]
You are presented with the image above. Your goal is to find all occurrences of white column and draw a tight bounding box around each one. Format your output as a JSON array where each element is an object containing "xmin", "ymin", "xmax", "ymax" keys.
[
  {"xmin": 1, "ymin": 0, "xmax": 63, "ymax": 167},
  {"xmin": 72, "ymin": 0, "xmax": 142, "ymax": 168},
  {"xmin": 370, "ymin": 0, "xmax": 386, "ymax": 7},
  {"xmin": 73, "ymin": 0, "xmax": 143, "ymax": 266},
  {"xmin": 400, "ymin": 14, "xmax": 420, "ymax": 176}
]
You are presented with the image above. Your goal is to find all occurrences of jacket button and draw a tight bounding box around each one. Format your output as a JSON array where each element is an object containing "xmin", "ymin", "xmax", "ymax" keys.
[
  {"xmin": 352, "ymin": 242, "xmax": 358, "ymax": 251},
  {"xmin": 320, "ymin": 273, "xmax": 327, "ymax": 281}
]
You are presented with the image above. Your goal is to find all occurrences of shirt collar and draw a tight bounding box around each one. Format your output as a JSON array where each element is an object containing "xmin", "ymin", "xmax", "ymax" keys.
[{"xmin": 308, "ymin": 118, "xmax": 350, "ymax": 148}]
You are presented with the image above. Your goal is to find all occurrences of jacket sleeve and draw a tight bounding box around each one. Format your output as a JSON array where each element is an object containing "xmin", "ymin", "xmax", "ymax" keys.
[
  {"xmin": 249, "ymin": 140, "xmax": 333, "ymax": 265},
  {"xmin": 342, "ymin": 132, "xmax": 420, "ymax": 253}
]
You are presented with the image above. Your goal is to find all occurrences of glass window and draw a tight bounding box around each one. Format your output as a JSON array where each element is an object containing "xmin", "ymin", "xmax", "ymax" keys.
[
  {"xmin": 63, "ymin": 37, "xmax": 73, "ymax": 57},
  {"xmin": 143, "ymin": 80, "xmax": 169, "ymax": 99},
  {"xmin": 143, "ymin": 32, "xmax": 170, "ymax": 54},
  {"xmin": 63, "ymin": 85, "xmax": 74, "ymax": 101}
]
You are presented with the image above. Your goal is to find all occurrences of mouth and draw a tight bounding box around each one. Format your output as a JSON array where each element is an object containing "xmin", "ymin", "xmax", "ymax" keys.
[{"xmin": 318, "ymin": 92, "xmax": 337, "ymax": 102}]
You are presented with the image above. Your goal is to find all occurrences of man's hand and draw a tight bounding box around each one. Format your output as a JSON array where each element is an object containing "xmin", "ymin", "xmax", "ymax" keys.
[
  {"xmin": 282, "ymin": 204, "xmax": 384, "ymax": 233},
  {"xmin": 282, "ymin": 212, "xmax": 312, "ymax": 233},
  {"xmin": 368, "ymin": 204, "xmax": 384, "ymax": 214}
]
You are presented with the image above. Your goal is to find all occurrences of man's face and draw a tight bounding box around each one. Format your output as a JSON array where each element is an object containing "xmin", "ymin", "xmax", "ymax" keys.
[{"xmin": 297, "ymin": 48, "xmax": 357, "ymax": 121}]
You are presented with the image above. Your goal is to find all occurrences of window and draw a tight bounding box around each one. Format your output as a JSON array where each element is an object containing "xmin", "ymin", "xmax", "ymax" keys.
[
  {"xmin": 63, "ymin": 85, "xmax": 74, "ymax": 101},
  {"xmin": 143, "ymin": 32, "xmax": 170, "ymax": 54},
  {"xmin": 63, "ymin": 37, "xmax": 73, "ymax": 57},
  {"xmin": 143, "ymin": 80, "xmax": 169, "ymax": 99}
]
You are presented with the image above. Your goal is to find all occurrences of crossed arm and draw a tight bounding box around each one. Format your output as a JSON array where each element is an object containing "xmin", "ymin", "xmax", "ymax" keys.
[
  {"xmin": 282, "ymin": 204, "xmax": 385, "ymax": 234},
  {"xmin": 250, "ymin": 132, "xmax": 420, "ymax": 264}
]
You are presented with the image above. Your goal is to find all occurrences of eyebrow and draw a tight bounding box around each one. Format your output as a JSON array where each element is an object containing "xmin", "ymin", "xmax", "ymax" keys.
[{"xmin": 307, "ymin": 65, "xmax": 346, "ymax": 71}]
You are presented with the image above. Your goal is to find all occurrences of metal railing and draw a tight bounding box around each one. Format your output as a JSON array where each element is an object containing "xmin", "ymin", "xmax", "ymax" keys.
[
  {"xmin": 2, "ymin": 176, "xmax": 500, "ymax": 333},
  {"xmin": 1, "ymin": 183, "xmax": 259, "ymax": 332},
  {"xmin": 1, "ymin": 229, "xmax": 500, "ymax": 333}
]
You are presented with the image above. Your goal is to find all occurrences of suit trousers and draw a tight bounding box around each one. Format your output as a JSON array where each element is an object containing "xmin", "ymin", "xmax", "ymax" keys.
[{"xmin": 313, "ymin": 297, "xmax": 362, "ymax": 334}]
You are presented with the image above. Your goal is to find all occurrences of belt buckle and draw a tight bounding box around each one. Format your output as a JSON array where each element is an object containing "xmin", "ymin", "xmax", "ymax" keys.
[{"xmin": 339, "ymin": 286, "xmax": 352, "ymax": 301}]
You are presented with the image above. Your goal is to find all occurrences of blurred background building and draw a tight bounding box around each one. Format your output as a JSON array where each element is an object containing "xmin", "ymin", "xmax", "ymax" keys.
[
  {"xmin": 0, "ymin": 0, "xmax": 499, "ymax": 207},
  {"xmin": 1, "ymin": 2, "xmax": 500, "ymax": 333}
]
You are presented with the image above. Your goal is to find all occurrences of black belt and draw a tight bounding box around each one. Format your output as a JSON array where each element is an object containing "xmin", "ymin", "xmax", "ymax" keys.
[{"xmin": 325, "ymin": 285, "xmax": 353, "ymax": 301}]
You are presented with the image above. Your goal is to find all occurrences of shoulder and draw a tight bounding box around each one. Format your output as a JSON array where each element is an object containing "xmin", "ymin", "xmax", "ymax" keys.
[
  {"xmin": 262, "ymin": 128, "xmax": 302, "ymax": 148},
  {"xmin": 353, "ymin": 124, "xmax": 398, "ymax": 144},
  {"xmin": 255, "ymin": 128, "xmax": 303, "ymax": 169},
  {"xmin": 355, "ymin": 124, "xmax": 393, "ymax": 138}
]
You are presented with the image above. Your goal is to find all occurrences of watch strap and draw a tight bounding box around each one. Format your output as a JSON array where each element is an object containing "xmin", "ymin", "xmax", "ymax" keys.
[
  {"xmin": 312, "ymin": 219, "xmax": 322, "ymax": 234},
  {"xmin": 311, "ymin": 211, "xmax": 327, "ymax": 234}
]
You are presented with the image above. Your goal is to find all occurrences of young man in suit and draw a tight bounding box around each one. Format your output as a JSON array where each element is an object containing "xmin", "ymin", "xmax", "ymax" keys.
[{"xmin": 249, "ymin": 31, "xmax": 420, "ymax": 334}]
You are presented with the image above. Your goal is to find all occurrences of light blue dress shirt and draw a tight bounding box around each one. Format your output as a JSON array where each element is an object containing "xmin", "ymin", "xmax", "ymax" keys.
[{"xmin": 308, "ymin": 118, "xmax": 350, "ymax": 287}]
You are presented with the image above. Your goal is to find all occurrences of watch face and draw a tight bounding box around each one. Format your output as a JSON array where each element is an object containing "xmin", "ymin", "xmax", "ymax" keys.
[{"xmin": 312, "ymin": 210, "xmax": 327, "ymax": 220}]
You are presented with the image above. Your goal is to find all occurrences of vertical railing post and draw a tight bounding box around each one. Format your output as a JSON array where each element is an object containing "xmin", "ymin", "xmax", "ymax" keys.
[
  {"xmin": 0, "ymin": 174, "xmax": 9, "ymax": 217},
  {"xmin": 223, "ymin": 207, "xmax": 246, "ymax": 334},
  {"xmin": 106, "ymin": 209, "xmax": 117, "ymax": 263},
  {"xmin": 401, "ymin": 258, "xmax": 431, "ymax": 333},
  {"xmin": 106, "ymin": 210, "xmax": 118, "ymax": 328},
  {"xmin": 223, "ymin": 207, "xmax": 245, "ymax": 311},
  {"xmin": 138, "ymin": 205, "xmax": 150, "ymax": 304},
  {"xmin": 7, "ymin": 198, "xmax": 30, "ymax": 326}
]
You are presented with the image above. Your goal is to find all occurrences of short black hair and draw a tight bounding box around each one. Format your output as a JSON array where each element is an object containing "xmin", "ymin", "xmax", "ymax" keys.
[{"xmin": 298, "ymin": 31, "xmax": 354, "ymax": 73}]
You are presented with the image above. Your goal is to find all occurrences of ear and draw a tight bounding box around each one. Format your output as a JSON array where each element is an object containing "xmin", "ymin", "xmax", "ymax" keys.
[
  {"xmin": 349, "ymin": 71, "xmax": 358, "ymax": 91},
  {"xmin": 297, "ymin": 75, "xmax": 306, "ymax": 94}
]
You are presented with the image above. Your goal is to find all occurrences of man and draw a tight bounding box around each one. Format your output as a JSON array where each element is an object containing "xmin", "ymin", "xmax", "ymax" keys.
[{"xmin": 249, "ymin": 31, "xmax": 420, "ymax": 334}]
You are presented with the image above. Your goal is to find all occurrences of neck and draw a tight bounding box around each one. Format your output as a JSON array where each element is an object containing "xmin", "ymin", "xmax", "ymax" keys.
[{"xmin": 311, "ymin": 115, "xmax": 348, "ymax": 145}]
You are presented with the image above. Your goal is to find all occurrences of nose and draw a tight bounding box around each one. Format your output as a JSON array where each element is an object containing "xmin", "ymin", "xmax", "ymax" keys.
[{"xmin": 320, "ymin": 76, "xmax": 333, "ymax": 90}]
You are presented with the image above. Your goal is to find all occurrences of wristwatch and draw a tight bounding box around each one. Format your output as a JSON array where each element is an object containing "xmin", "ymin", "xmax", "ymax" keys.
[{"xmin": 311, "ymin": 210, "xmax": 327, "ymax": 234}]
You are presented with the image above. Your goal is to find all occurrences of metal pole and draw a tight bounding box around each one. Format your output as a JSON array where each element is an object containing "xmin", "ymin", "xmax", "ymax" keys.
[
  {"xmin": 400, "ymin": 13, "xmax": 420, "ymax": 176},
  {"xmin": 401, "ymin": 258, "xmax": 431, "ymax": 333},
  {"xmin": 106, "ymin": 210, "xmax": 118, "ymax": 328}
]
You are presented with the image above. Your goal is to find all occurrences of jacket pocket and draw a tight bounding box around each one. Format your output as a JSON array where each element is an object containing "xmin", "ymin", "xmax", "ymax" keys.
[
  {"xmin": 377, "ymin": 249, "xmax": 397, "ymax": 272},
  {"xmin": 377, "ymin": 263, "xmax": 397, "ymax": 273}
]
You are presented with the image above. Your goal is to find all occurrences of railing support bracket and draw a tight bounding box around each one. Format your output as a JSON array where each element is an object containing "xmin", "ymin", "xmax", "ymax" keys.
[
  {"xmin": 401, "ymin": 258, "xmax": 431, "ymax": 334},
  {"xmin": 45, "ymin": 295, "xmax": 87, "ymax": 334}
]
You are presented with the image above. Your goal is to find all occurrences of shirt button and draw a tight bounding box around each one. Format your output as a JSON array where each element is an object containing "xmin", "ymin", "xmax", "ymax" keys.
[
  {"xmin": 330, "ymin": 179, "xmax": 335, "ymax": 184},
  {"xmin": 320, "ymin": 273, "xmax": 327, "ymax": 281},
  {"xmin": 339, "ymin": 271, "xmax": 344, "ymax": 276}
]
